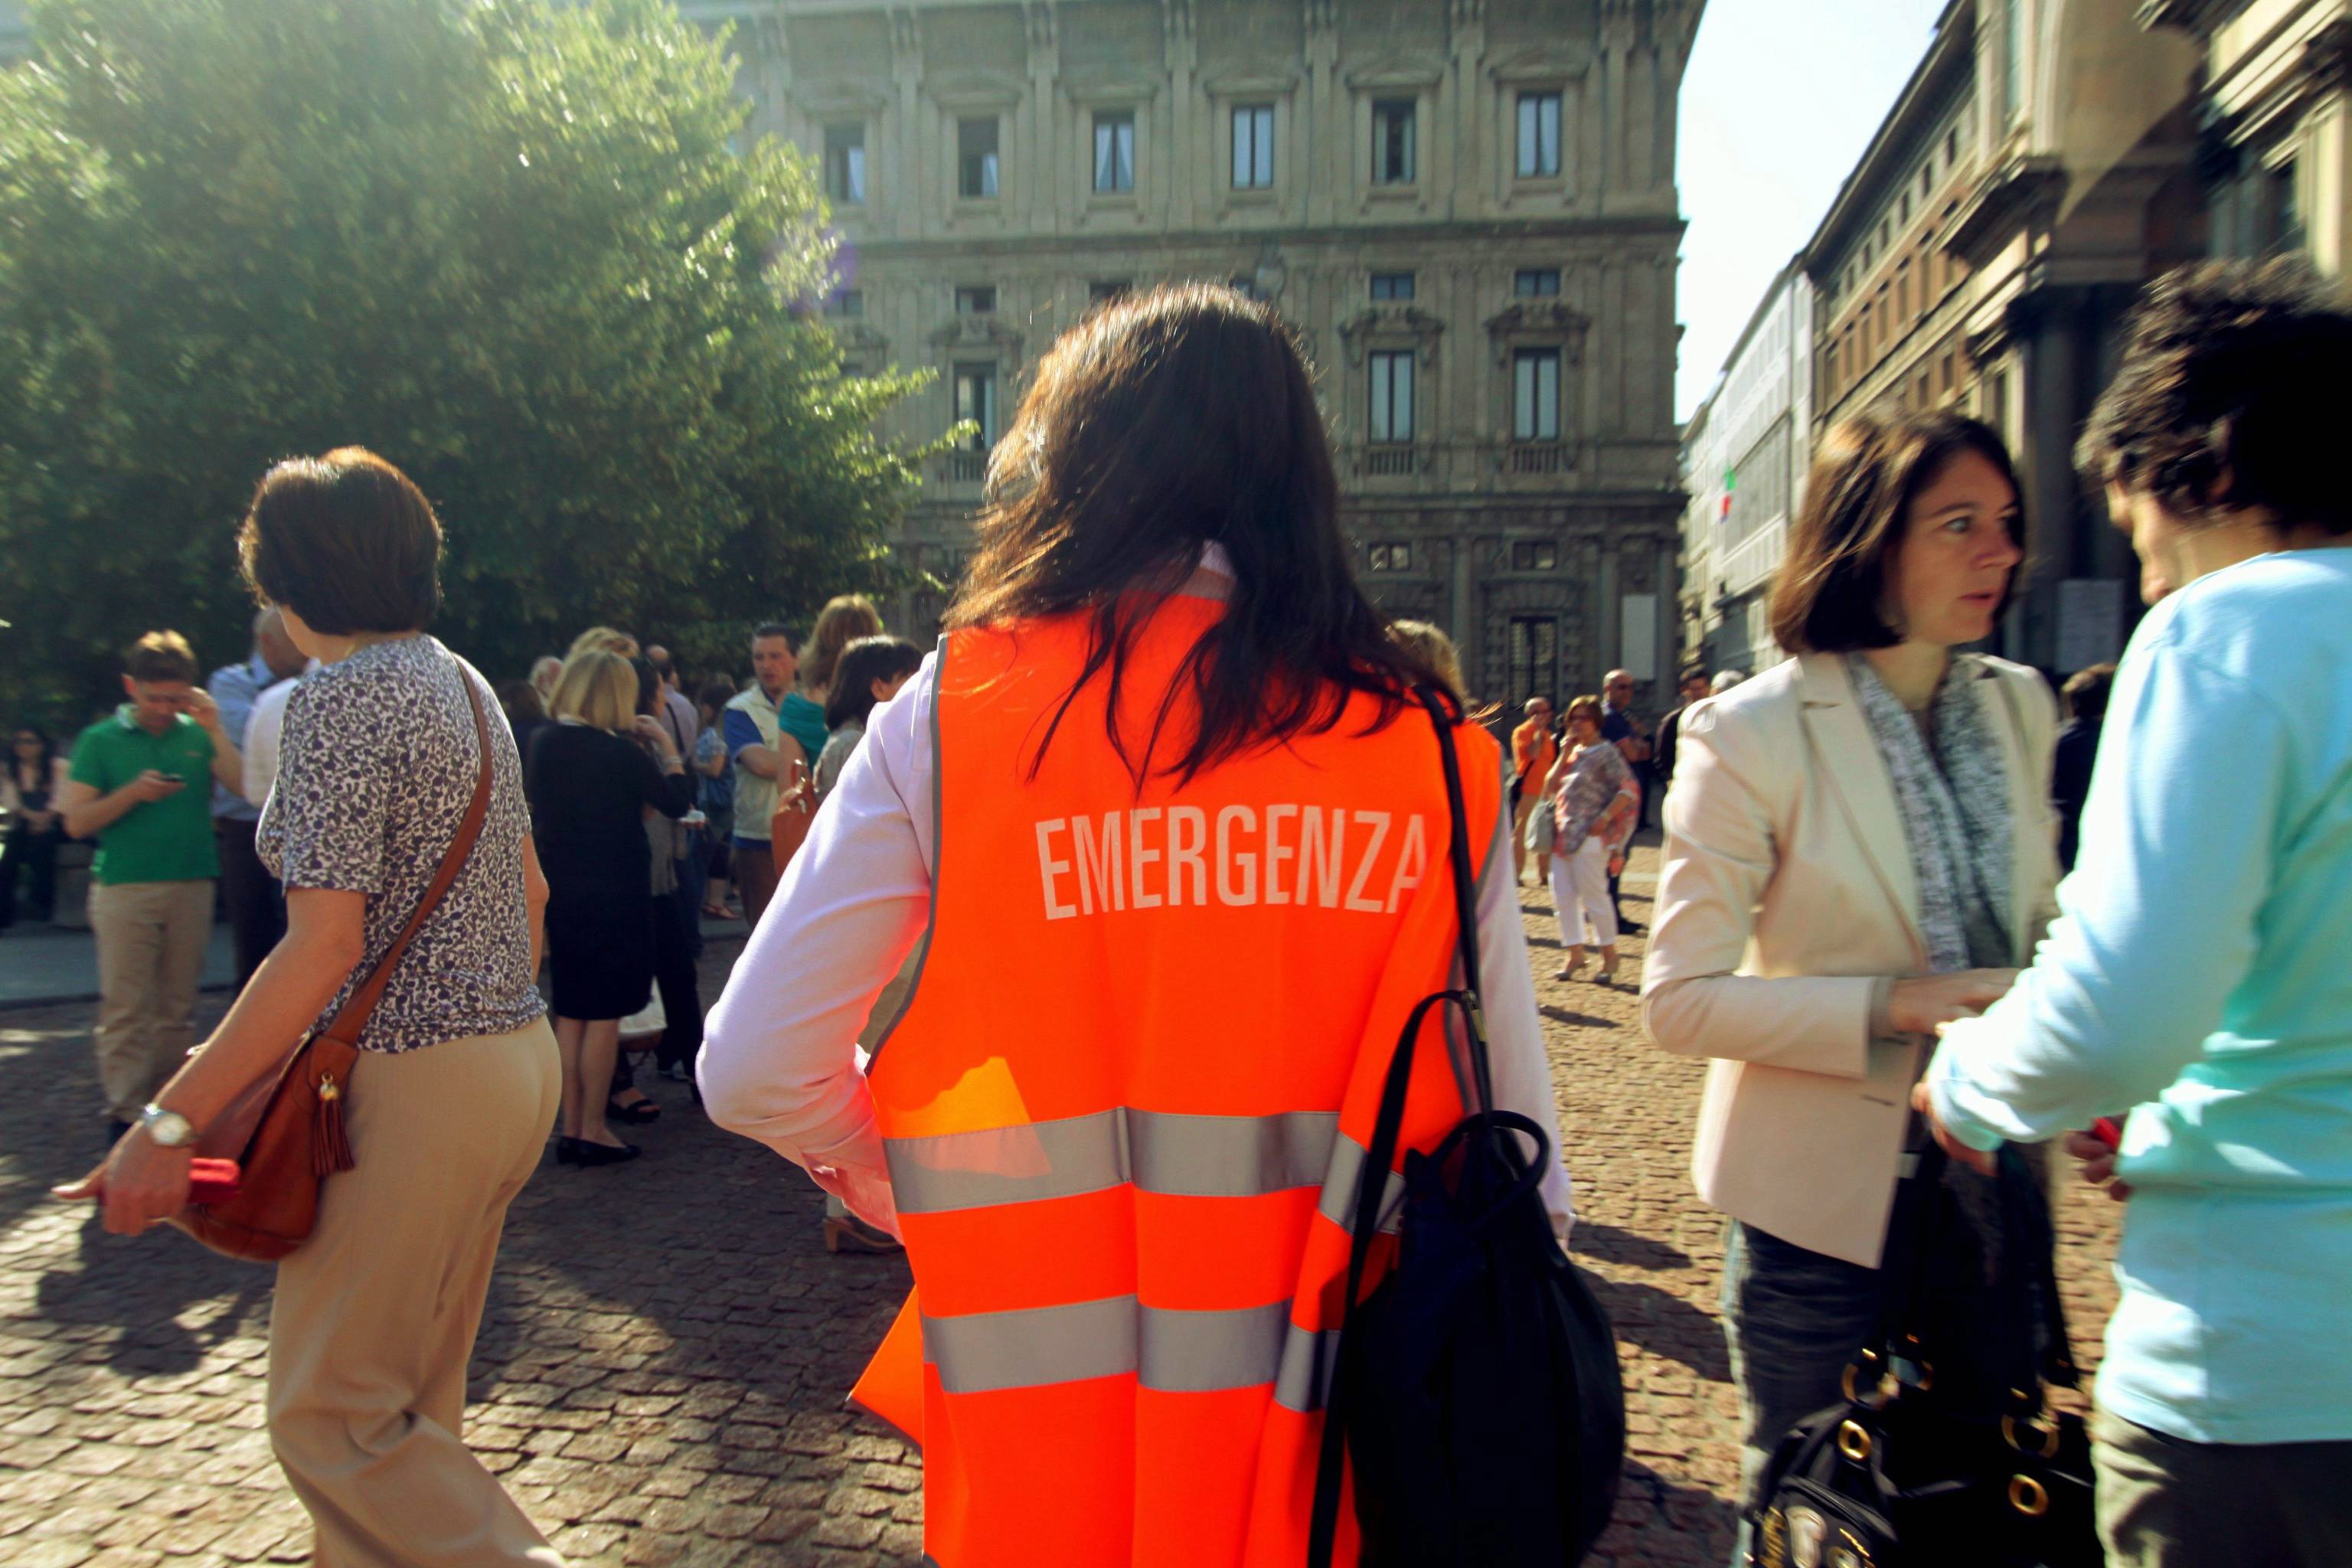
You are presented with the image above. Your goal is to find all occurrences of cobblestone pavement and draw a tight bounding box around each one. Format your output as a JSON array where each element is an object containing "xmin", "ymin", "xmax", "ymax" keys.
[{"xmin": 0, "ymin": 843, "xmax": 2120, "ymax": 1566}]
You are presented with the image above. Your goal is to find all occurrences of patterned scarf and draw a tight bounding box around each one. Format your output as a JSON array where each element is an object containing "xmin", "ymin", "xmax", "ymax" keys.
[
  {"xmin": 1846, "ymin": 655, "xmax": 2014, "ymax": 975},
  {"xmin": 1850, "ymin": 654, "xmax": 2034, "ymax": 1285}
]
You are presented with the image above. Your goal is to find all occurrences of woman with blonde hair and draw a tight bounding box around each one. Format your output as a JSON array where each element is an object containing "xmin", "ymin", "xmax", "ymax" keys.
[
  {"xmin": 527, "ymin": 648, "xmax": 694, "ymax": 1165},
  {"xmin": 780, "ymin": 595, "xmax": 882, "ymax": 769},
  {"xmin": 1542, "ymin": 694, "xmax": 1636, "ymax": 985}
]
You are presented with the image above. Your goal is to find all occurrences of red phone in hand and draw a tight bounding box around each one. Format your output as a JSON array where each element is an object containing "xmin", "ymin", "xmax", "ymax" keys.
[
  {"xmin": 2089, "ymin": 1117, "xmax": 2125, "ymax": 1152},
  {"xmin": 92, "ymin": 1158, "xmax": 242, "ymax": 1206}
]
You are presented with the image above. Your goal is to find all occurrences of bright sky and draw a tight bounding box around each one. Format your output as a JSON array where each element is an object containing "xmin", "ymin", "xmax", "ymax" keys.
[{"xmin": 1675, "ymin": 0, "xmax": 1949, "ymax": 421}]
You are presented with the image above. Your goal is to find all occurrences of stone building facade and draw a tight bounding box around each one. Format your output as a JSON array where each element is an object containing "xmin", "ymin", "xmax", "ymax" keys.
[
  {"xmin": 1801, "ymin": 0, "xmax": 2203, "ymax": 678},
  {"xmin": 1677, "ymin": 256, "xmax": 1811, "ymax": 679},
  {"xmin": 2145, "ymin": 1, "xmax": 2352, "ymax": 269},
  {"xmin": 684, "ymin": 0, "xmax": 1701, "ymax": 713}
]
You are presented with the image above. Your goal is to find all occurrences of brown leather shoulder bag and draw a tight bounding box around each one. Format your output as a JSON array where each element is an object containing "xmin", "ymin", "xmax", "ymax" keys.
[{"xmin": 176, "ymin": 670, "xmax": 496, "ymax": 1263}]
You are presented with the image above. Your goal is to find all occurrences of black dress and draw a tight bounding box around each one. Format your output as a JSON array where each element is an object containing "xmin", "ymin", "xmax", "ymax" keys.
[{"xmin": 525, "ymin": 723, "xmax": 694, "ymax": 1021}]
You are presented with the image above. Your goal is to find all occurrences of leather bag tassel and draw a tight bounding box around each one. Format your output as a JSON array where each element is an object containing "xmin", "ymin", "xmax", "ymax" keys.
[{"xmin": 312, "ymin": 1073, "xmax": 356, "ymax": 1177}]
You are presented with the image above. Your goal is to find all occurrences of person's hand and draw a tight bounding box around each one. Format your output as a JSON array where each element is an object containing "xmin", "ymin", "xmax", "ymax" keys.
[
  {"xmin": 1909, "ymin": 1080, "xmax": 1995, "ymax": 1176},
  {"xmin": 2062, "ymin": 1129, "xmax": 2134, "ymax": 1202},
  {"xmin": 51, "ymin": 1126, "xmax": 194, "ymax": 1236},
  {"xmin": 776, "ymin": 758, "xmax": 814, "ymax": 815},
  {"xmin": 631, "ymin": 714, "xmax": 678, "ymax": 760},
  {"xmin": 808, "ymin": 1158, "xmax": 900, "ymax": 1240},
  {"xmin": 124, "ymin": 769, "xmax": 186, "ymax": 803},
  {"xmin": 1888, "ymin": 969, "xmax": 2017, "ymax": 1034},
  {"xmin": 183, "ymin": 687, "xmax": 223, "ymax": 733}
]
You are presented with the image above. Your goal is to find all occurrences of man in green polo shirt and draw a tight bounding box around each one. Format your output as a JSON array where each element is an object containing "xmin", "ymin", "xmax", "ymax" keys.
[{"xmin": 60, "ymin": 631, "xmax": 244, "ymax": 1139}]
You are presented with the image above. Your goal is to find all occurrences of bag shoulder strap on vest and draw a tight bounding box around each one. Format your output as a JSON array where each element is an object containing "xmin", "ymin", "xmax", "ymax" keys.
[
  {"xmin": 1309, "ymin": 688, "xmax": 1498, "ymax": 1567},
  {"xmin": 315, "ymin": 660, "xmax": 496, "ymax": 1050}
]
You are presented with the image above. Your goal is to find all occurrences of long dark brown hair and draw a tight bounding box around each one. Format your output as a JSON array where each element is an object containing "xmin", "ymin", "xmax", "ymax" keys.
[{"xmin": 946, "ymin": 283, "xmax": 1441, "ymax": 784}]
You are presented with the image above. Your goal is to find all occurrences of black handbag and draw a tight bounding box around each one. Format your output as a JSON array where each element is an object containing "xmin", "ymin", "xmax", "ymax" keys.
[
  {"xmin": 1308, "ymin": 690, "xmax": 1626, "ymax": 1568},
  {"xmin": 1746, "ymin": 1143, "xmax": 2101, "ymax": 1568}
]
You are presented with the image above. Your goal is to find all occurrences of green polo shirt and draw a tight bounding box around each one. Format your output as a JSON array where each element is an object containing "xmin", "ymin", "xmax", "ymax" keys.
[{"xmin": 68, "ymin": 707, "xmax": 220, "ymax": 885}]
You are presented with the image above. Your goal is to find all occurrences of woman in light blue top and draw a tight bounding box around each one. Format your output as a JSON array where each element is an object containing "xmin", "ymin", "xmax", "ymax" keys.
[{"xmin": 1922, "ymin": 260, "xmax": 2352, "ymax": 1568}]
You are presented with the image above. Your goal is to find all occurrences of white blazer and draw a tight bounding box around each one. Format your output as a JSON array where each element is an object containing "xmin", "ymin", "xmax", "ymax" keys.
[{"xmin": 1638, "ymin": 652, "xmax": 2060, "ymax": 1267}]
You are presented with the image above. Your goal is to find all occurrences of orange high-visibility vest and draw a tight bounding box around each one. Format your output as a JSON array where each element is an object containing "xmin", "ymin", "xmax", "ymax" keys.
[{"xmin": 851, "ymin": 586, "xmax": 1503, "ymax": 1568}]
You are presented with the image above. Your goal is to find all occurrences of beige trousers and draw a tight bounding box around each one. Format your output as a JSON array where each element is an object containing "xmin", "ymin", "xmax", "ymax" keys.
[
  {"xmin": 268, "ymin": 1019, "xmax": 564, "ymax": 1568},
  {"xmin": 88, "ymin": 878, "xmax": 214, "ymax": 1122}
]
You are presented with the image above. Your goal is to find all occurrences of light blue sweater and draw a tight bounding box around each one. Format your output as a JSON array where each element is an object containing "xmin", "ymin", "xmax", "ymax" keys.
[{"xmin": 1929, "ymin": 548, "xmax": 2352, "ymax": 1446}]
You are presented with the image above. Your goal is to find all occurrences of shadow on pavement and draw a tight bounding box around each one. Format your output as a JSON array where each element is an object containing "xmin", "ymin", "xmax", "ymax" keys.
[
  {"xmin": 1586, "ymin": 1272, "xmax": 1733, "ymax": 1384},
  {"xmin": 1573, "ymin": 1221, "xmax": 1694, "ymax": 1272}
]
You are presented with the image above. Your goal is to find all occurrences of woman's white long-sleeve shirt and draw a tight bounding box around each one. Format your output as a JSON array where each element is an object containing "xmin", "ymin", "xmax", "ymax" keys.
[{"xmin": 698, "ymin": 647, "xmax": 1575, "ymax": 1243}]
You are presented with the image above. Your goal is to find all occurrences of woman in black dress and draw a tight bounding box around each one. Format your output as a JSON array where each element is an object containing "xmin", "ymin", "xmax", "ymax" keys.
[
  {"xmin": 528, "ymin": 649, "xmax": 692, "ymax": 1165},
  {"xmin": 2, "ymin": 724, "xmax": 70, "ymax": 929}
]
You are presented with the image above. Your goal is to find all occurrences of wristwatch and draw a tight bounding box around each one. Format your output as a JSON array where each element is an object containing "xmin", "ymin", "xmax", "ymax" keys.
[{"xmin": 137, "ymin": 1102, "xmax": 198, "ymax": 1149}]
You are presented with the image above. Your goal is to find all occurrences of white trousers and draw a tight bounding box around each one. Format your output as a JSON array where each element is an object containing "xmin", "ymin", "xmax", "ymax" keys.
[{"xmin": 1551, "ymin": 834, "xmax": 1616, "ymax": 950}]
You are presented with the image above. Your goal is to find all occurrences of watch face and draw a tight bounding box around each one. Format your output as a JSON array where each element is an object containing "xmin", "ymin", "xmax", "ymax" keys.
[{"xmin": 142, "ymin": 1108, "xmax": 194, "ymax": 1147}]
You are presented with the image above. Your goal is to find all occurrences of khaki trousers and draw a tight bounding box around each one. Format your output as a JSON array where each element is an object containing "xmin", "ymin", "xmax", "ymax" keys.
[
  {"xmin": 88, "ymin": 878, "xmax": 214, "ymax": 1122},
  {"xmin": 2095, "ymin": 1406, "xmax": 2352, "ymax": 1568},
  {"xmin": 268, "ymin": 1019, "xmax": 564, "ymax": 1568}
]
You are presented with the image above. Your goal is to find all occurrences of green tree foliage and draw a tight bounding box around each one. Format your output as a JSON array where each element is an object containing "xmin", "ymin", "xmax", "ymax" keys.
[{"xmin": 0, "ymin": 0, "xmax": 933, "ymax": 724}]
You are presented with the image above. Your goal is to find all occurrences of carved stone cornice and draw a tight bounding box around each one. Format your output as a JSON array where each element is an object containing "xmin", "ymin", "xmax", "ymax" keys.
[
  {"xmin": 1936, "ymin": 153, "xmax": 2066, "ymax": 264},
  {"xmin": 929, "ymin": 315, "xmax": 1026, "ymax": 360},
  {"xmin": 2135, "ymin": 0, "xmax": 2245, "ymax": 35},
  {"xmin": 1483, "ymin": 301, "xmax": 1592, "ymax": 365},
  {"xmin": 1335, "ymin": 305, "xmax": 1447, "ymax": 366}
]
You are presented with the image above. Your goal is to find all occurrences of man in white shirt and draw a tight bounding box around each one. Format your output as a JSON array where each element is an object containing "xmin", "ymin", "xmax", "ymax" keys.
[{"xmin": 241, "ymin": 658, "xmax": 320, "ymax": 810}]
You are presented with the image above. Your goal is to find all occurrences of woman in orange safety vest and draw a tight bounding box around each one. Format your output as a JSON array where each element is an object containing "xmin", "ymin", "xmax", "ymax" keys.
[{"xmin": 699, "ymin": 283, "xmax": 1574, "ymax": 1568}]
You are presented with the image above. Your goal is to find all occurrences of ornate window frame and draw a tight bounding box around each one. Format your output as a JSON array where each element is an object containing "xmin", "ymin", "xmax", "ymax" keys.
[{"xmin": 1485, "ymin": 299, "xmax": 1589, "ymax": 479}]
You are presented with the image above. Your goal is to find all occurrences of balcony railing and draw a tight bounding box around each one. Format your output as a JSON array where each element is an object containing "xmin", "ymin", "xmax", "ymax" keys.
[
  {"xmin": 942, "ymin": 449, "xmax": 988, "ymax": 484},
  {"xmin": 1504, "ymin": 442, "xmax": 1570, "ymax": 475},
  {"xmin": 1362, "ymin": 444, "xmax": 1419, "ymax": 476}
]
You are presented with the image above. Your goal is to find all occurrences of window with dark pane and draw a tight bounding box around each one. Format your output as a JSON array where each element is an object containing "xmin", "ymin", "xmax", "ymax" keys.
[
  {"xmin": 1517, "ymin": 91, "xmax": 1562, "ymax": 178},
  {"xmin": 1511, "ymin": 541, "xmax": 1560, "ymax": 572},
  {"xmin": 1368, "ymin": 542, "xmax": 1413, "ymax": 573},
  {"xmin": 1369, "ymin": 351, "xmax": 1415, "ymax": 444},
  {"xmin": 1095, "ymin": 109, "xmax": 1135, "ymax": 193},
  {"xmin": 1514, "ymin": 348, "xmax": 1561, "ymax": 441},
  {"xmin": 1232, "ymin": 104, "xmax": 1275, "ymax": 189},
  {"xmin": 958, "ymin": 117, "xmax": 1000, "ymax": 198},
  {"xmin": 1514, "ymin": 267, "xmax": 1562, "ymax": 297},
  {"xmin": 1373, "ymin": 98, "xmax": 1417, "ymax": 185},
  {"xmin": 954, "ymin": 364, "xmax": 998, "ymax": 449},
  {"xmin": 955, "ymin": 285, "xmax": 996, "ymax": 315},
  {"xmin": 1370, "ymin": 272, "xmax": 1416, "ymax": 301},
  {"xmin": 824, "ymin": 123, "xmax": 866, "ymax": 204}
]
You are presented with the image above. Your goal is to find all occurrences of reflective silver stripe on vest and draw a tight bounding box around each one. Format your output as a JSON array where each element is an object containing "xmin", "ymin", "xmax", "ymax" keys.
[
  {"xmin": 921, "ymin": 1294, "xmax": 1338, "ymax": 1410},
  {"xmin": 884, "ymin": 1107, "xmax": 1348, "ymax": 1216}
]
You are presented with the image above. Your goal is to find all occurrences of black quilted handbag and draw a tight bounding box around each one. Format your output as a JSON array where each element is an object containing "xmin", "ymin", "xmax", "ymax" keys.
[{"xmin": 1746, "ymin": 1144, "xmax": 2100, "ymax": 1568}]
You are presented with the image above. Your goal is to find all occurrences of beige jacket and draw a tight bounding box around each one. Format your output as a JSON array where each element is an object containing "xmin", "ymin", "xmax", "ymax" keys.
[{"xmin": 1638, "ymin": 652, "xmax": 2060, "ymax": 1267}]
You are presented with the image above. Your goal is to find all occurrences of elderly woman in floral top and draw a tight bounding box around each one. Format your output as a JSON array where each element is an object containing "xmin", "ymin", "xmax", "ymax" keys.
[{"xmin": 1543, "ymin": 693, "xmax": 1638, "ymax": 985}]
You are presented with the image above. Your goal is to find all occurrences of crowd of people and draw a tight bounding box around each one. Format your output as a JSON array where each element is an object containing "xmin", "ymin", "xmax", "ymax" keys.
[{"xmin": 6, "ymin": 258, "xmax": 2345, "ymax": 1568}]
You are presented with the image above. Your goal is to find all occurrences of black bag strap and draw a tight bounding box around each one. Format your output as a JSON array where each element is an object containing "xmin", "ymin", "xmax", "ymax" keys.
[
  {"xmin": 1306, "ymin": 689, "xmax": 1495, "ymax": 1568},
  {"xmin": 1868, "ymin": 1139, "xmax": 2080, "ymax": 1408}
]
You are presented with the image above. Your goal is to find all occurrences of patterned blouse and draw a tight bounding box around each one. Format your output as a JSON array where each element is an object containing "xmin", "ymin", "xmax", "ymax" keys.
[
  {"xmin": 1553, "ymin": 740, "xmax": 1634, "ymax": 849},
  {"xmin": 258, "ymin": 635, "xmax": 546, "ymax": 1054}
]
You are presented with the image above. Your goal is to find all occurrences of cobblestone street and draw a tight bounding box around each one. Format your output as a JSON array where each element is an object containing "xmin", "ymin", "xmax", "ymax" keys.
[{"xmin": 0, "ymin": 844, "xmax": 2122, "ymax": 1567}]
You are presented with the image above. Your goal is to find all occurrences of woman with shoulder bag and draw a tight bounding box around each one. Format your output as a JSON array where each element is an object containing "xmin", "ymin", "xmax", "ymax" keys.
[
  {"xmin": 57, "ymin": 448, "xmax": 563, "ymax": 1566},
  {"xmin": 1639, "ymin": 410, "xmax": 2059, "ymax": 1560},
  {"xmin": 697, "ymin": 284, "xmax": 1573, "ymax": 1565}
]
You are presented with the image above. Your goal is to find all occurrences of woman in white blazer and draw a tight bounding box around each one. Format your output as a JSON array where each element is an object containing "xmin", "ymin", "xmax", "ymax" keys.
[{"xmin": 1640, "ymin": 410, "xmax": 2061, "ymax": 1530}]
